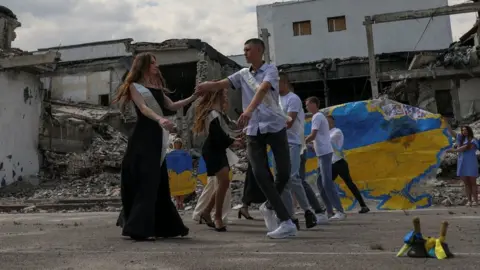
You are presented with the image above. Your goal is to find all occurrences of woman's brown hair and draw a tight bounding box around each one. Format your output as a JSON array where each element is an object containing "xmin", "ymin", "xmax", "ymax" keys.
[
  {"xmin": 112, "ymin": 52, "xmax": 169, "ymax": 111},
  {"xmin": 192, "ymin": 89, "xmax": 226, "ymax": 134},
  {"xmin": 459, "ymin": 125, "xmax": 474, "ymax": 147}
]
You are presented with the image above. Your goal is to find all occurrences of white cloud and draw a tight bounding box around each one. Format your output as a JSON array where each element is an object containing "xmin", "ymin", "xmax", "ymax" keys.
[{"xmin": 3, "ymin": 0, "xmax": 478, "ymax": 56}]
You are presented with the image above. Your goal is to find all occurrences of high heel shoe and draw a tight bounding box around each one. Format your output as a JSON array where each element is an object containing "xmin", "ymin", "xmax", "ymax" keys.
[
  {"xmin": 199, "ymin": 213, "xmax": 215, "ymax": 228},
  {"xmin": 237, "ymin": 207, "xmax": 254, "ymax": 220},
  {"xmin": 214, "ymin": 220, "xmax": 227, "ymax": 232}
]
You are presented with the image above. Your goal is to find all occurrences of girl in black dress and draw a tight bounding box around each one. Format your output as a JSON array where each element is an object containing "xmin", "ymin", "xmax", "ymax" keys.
[
  {"xmin": 113, "ymin": 52, "xmax": 197, "ymax": 240},
  {"xmin": 193, "ymin": 89, "xmax": 242, "ymax": 231}
]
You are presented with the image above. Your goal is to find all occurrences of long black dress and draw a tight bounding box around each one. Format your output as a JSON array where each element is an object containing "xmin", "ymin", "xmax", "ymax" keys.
[
  {"xmin": 117, "ymin": 86, "xmax": 189, "ymax": 239},
  {"xmin": 202, "ymin": 110, "xmax": 235, "ymax": 176}
]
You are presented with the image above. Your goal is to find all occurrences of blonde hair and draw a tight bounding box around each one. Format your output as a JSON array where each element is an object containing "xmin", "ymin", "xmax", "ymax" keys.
[
  {"xmin": 112, "ymin": 52, "xmax": 170, "ymax": 112},
  {"xmin": 192, "ymin": 89, "xmax": 226, "ymax": 134}
]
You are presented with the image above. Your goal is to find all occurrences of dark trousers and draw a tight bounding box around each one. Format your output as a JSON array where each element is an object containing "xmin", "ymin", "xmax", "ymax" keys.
[
  {"xmin": 299, "ymin": 152, "xmax": 324, "ymax": 212},
  {"xmin": 242, "ymin": 160, "xmax": 269, "ymax": 205},
  {"xmin": 333, "ymin": 159, "xmax": 367, "ymax": 207},
  {"xmin": 246, "ymin": 128, "xmax": 291, "ymax": 221}
]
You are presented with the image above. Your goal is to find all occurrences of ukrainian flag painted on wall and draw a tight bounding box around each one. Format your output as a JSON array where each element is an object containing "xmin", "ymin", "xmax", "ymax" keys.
[
  {"xmin": 268, "ymin": 99, "xmax": 451, "ymax": 210},
  {"xmin": 166, "ymin": 150, "xmax": 196, "ymax": 196}
]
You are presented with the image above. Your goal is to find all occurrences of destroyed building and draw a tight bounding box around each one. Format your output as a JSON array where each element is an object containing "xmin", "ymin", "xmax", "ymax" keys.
[
  {"xmin": 0, "ymin": 6, "xmax": 60, "ymax": 188},
  {"xmin": 35, "ymin": 38, "xmax": 241, "ymax": 154},
  {"xmin": 380, "ymin": 21, "xmax": 480, "ymax": 124}
]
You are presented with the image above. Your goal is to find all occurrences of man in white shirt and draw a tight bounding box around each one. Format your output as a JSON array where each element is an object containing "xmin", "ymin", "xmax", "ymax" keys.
[
  {"xmin": 196, "ymin": 38, "xmax": 296, "ymax": 239},
  {"xmin": 327, "ymin": 116, "xmax": 370, "ymax": 214},
  {"xmin": 304, "ymin": 96, "xmax": 346, "ymax": 220},
  {"xmin": 279, "ymin": 73, "xmax": 318, "ymax": 229}
]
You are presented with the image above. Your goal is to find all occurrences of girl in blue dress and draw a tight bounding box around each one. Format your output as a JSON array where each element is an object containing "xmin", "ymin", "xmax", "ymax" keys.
[{"xmin": 447, "ymin": 125, "xmax": 479, "ymax": 206}]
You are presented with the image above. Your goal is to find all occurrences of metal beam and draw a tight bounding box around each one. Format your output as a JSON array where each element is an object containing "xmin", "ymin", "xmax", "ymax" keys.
[
  {"xmin": 365, "ymin": 2, "xmax": 480, "ymax": 25},
  {"xmin": 365, "ymin": 17, "xmax": 378, "ymax": 98},
  {"xmin": 260, "ymin": 28, "xmax": 271, "ymax": 64},
  {"xmin": 0, "ymin": 51, "xmax": 60, "ymax": 69}
]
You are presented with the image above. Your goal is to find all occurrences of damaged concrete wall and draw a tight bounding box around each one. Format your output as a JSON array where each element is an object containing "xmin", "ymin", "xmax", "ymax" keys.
[
  {"xmin": 35, "ymin": 40, "xmax": 132, "ymax": 62},
  {"xmin": 49, "ymin": 71, "xmax": 110, "ymax": 104},
  {"xmin": 417, "ymin": 80, "xmax": 451, "ymax": 113},
  {"xmin": 458, "ymin": 78, "xmax": 480, "ymax": 119},
  {"xmin": 44, "ymin": 66, "xmax": 125, "ymax": 106},
  {"xmin": 0, "ymin": 71, "xmax": 43, "ymax": 187}
]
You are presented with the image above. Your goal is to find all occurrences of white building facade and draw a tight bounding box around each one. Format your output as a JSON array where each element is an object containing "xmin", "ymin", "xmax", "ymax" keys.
[{"xmin": 257, "ymin": 0, "xmax": 453, "ymax": 65}]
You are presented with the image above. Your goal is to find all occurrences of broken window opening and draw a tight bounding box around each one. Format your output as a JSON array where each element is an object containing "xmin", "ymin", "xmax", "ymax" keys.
[
  {"xmin": 293, "ymin": 20, "xmax": 312, "ymax": 36},
  {"xmin": 327, "ymin": 16, "xmax": 346, "ymax": 32},
  {"xmin": 159, "ymin": 62, "xmax": 197, "ymax": 116},
  {"xmin": 435, "ymin": 89, "xmax": 454, "ymax": 117},
  {"xmin": 99, "ymin": 94, "xmax": 110, "ymax": 106}
]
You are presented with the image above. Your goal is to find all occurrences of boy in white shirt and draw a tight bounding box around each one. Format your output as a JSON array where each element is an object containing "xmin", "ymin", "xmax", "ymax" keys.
[
  {"xmin": 327, "ymin": 116, "xmax": 369, "ymax": 214},
  {"xmin": 305, "ymin": 97, "xmax": 346, "ymax": 220}
]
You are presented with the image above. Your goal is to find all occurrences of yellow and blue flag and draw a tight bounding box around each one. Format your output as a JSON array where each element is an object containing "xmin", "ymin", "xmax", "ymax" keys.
[
  {"xmin": 166, "ymin": 150, "xmax": 196, "ymax": 196},
  {"xmin": 196, "ymin": 157, "xmax": 208, "ymax": 186}
]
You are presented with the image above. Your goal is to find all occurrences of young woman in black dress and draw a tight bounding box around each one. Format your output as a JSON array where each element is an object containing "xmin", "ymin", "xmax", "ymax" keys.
[
  {"xmin": 193, "ymin": 89, "xmax": 242, "ymax": 231},
  {"xmin": 113, "ymin": 52, "xmax": 197, "ymax": 240}
]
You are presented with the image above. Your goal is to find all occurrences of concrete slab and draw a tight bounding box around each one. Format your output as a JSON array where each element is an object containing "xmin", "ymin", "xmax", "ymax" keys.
[{"xmin": 0, "ymin": 207, "xmax": 479, "ymax": 269}]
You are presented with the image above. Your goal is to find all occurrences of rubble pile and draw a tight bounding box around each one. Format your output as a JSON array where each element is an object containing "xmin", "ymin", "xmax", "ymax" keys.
[
  {"xmin": 0, "ymin": 48, "xmax": 25, "ymax": 58},
  {"xmin": 0, "ymin": 124, "xmax": 127, "ymax": 202},
  {"xmin": 0, "ymin": 121, "xmax": 250, "ymax": 210},
  {"xmin": 439, "ymin": 44, "xmax": 478, "ymax": 69},
  {"xmin": 429, "ymin": 179, "xmax": 469, "ymax": 206}
]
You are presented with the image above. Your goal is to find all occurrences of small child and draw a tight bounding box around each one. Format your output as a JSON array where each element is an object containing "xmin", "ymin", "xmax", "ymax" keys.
[{"xmin": 173, "ymin": 137, "xmax": 185, "ymax": 210}]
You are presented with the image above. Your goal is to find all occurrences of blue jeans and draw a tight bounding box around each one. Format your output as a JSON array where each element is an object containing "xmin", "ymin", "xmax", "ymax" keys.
[
  {"xmin": 317, "ymin": 153, "xmax": 344, "ymax": 214},
  {"xmin": 280, "ymin": 144, "xmax": 312, "ymax": 216}
]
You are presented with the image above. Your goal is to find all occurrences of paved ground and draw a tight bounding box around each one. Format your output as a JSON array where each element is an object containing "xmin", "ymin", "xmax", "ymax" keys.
[{"xmin": 0, "ymin": 207, "xmax": 479, "ymax": 270}]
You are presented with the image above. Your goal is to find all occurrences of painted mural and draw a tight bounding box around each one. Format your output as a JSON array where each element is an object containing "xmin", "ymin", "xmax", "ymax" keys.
[{"xmin": 267, "ymin": 99, "xmax": 451, "ymax": 210}]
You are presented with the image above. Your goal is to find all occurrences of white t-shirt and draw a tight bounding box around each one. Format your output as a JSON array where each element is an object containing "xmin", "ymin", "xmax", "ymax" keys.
[
  {"xmin": 330, "ymin": 127, "xmax": 344, "ymax": 163},
  {"xmin": 280, "ymin": 92, "xmax": 305, "ymax": 146},
  {"xmin": 311, "ymin": 112, "xmax": 333, "ymax": 156}
]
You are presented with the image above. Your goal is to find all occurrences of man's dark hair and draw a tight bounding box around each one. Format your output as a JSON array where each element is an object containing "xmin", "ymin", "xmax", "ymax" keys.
[
  {"xmin": 245, "ymin": 38, "xmax": 265, "ymax": 52},
  {"xmin": 305, "ymin": 96, "xmax": 320, "ymax": 107}
]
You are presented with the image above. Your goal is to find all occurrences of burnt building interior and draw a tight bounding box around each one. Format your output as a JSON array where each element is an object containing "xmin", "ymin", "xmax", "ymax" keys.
[
  {"xmin": 282, "ymin": 52, "xmax": 429, "ymax": 109},
  {"xmin": 292, "ymin": 78, "xmax": 372, "ymax": 109},
  {"xmin": 159, "ymin": 62, "xmax": 198, "ymax": 116}
]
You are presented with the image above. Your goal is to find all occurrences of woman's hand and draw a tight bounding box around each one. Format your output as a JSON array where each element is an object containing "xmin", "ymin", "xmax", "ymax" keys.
[
  {"xmin": 158, "ymin": 118, "xmax": 176, "ymax": 132},
  {"xmin": 231, "ymin": 138, "xmax": 244, "ymax": 149}
]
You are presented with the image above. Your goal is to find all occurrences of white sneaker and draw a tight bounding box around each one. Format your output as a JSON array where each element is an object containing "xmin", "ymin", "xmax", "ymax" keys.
[
  {"xmin": 315, "ymin": 213, "xmax": 329, "ymax": 225},
  {"xmin": 260, "ymin": 203, "xmax": 279, "ymax": 232},
  {"xmin": 266, "ymin": 220, "xmax": 297, "ymax": 239},
  {"xmin": 329, "ymin": 212, "xmax": 346, "ymax": 221}
]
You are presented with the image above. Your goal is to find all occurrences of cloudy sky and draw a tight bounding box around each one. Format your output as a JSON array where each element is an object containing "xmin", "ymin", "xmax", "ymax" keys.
[{"xmin": 4, "ymin": 0, "xmax": 478, "ymax": 56}]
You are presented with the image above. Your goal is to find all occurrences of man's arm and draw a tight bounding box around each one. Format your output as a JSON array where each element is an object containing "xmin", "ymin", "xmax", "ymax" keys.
[
  {"xmin": 305, "ymin": 114, "xmax": 319, "ymax": 144},
  {"xmin": 244, "ymin": 67, "xmax": 279, "ymax": 114},
  {"xmin": 196, "ymin": 79, "xmax": 231, "ymax": 93},
  {"xmin": 305, "ymin": 130, "xmax": 317, "ymax": 144},
  {"xmin": 286, "ymin": 96, "xmax": 302, "ymax": 129},
  {"xmin": 330, "ymin": 129, "xmax": 344, "ymax": 149}
]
